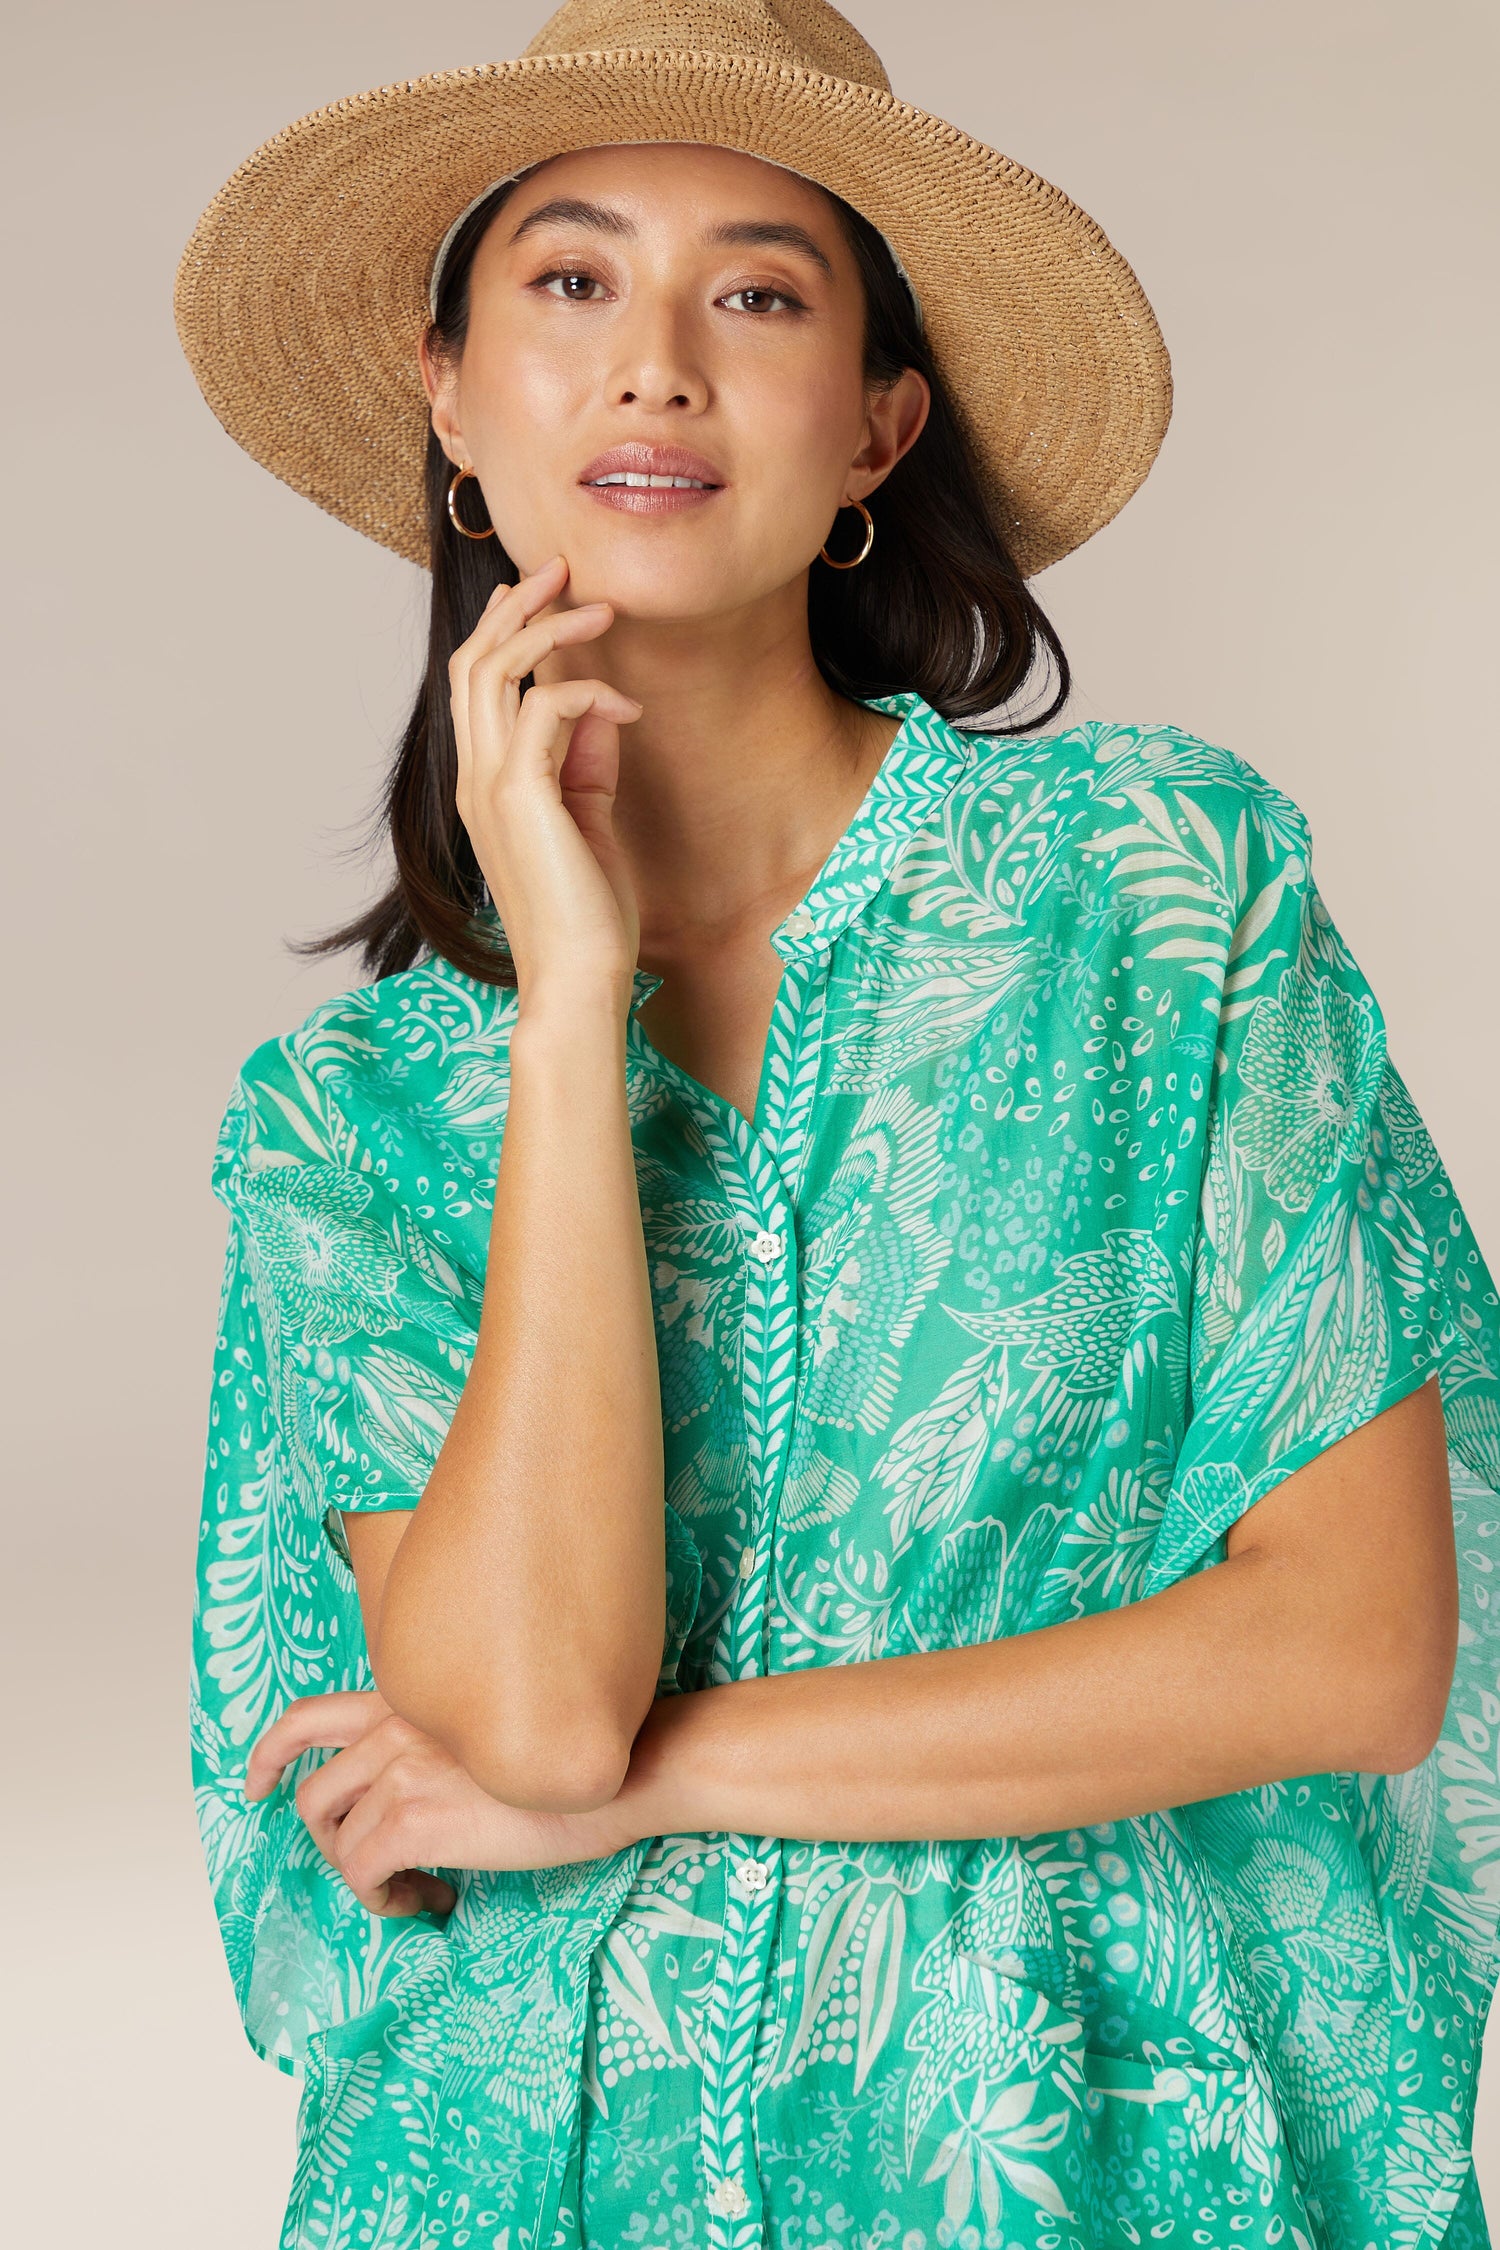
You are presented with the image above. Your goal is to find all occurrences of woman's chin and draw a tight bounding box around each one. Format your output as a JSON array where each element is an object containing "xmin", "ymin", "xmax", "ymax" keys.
[{"xmin": 545, "ymin": 553, "xmax": 777, "ymax": 626}]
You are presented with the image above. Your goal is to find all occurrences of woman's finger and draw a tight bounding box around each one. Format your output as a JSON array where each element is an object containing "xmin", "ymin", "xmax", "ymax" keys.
[
  {"xmin": 468, "ymin": 602, "xmax": 615, "ymax": 702},
  {"xmin": 441, "ymin": 546, "xmax": 645, "ymax": 987},
  {"xmin": 464, "ymin": 671, "xmax": 642, "ymax": 815},
  {"xmin": 323, "ymin": 1759, "xmax": 457, "ymax": 1918},
  {"xmin": 292, "ymin": 1720, "xmax": 410, "ymax": 1854},
  {"xmin": 456, "ymin": 675, "xmax": 642, "ymax": 874},
  {"xmin": 376, "ymin": 1868, "xmax": 458, "ymax": 1919},
  {"xmin": 447, "ymin": 552, "xmax": 572, "ymax": 700},
  {"xmin": 279, "ymin": 1721, "xmax": 456, "ymax": 1919},
  {"xmin": 456, "ymin": 606, "xmax": 619, "ymax": 797},
  {"xmin": 285, "ymin": 1728, "xmax": 451, "ymax": 1916},
  {"xmin": 450, "ymin": 567, "xmax": 602, "ymax": 803},
  {"xmin": 506, "ymin": 675, "xmax": 644, "ymax": 766},
  {"xmin": 472, "ymin": 550, "xmax": 569, "ymax": 641},
  {"xmin": 244, "ymin": 1689, "xmax": 390, "ymax": 1803}
]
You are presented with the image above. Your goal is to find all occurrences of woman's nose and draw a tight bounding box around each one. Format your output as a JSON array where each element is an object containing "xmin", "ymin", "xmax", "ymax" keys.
[{"xmin": 601, "ymin": 292, "xmax": 711, "ymax": 412}]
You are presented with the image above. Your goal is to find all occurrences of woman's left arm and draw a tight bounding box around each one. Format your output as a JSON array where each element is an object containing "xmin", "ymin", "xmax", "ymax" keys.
[
  {"xmin": 251, "ymin": 1378, "xmax": 1457, "ymax": 1913},
  {"xmin": 615, "ymin": 1376, "xmax": 1457, "ymax": 1845}
]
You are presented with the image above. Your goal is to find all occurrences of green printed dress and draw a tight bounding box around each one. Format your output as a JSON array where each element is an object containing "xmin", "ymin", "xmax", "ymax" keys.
[{"xmin": 191, "ymin": 689, "xmax": 1500, "ymax": 2250}]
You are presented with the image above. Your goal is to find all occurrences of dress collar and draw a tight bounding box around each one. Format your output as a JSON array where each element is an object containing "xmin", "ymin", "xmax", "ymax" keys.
[{"xmin": 628, "ymin": 689, "xmax": 976, "ymax": 1016}]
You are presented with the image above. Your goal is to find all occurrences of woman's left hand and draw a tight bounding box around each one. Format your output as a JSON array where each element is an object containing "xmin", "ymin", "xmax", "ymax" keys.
[{"xmin": 244, "ymin": 1690, "xmax": 643, "ymax": 1919}]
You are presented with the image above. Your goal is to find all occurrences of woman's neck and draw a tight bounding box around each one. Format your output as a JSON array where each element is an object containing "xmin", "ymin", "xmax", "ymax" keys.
[{"xmin": 538, "ymin": 610, "xmax": 900, "ymax": 954}]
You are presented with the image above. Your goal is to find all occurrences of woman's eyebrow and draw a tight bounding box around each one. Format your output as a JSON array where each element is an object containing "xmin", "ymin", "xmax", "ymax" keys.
[
  {"xmin": 707, "ymin": 217, "xmax": 835, "ymax": 280},
  {"xmin": 507, "ymin": 196, "xmax": 632, "ymax": 247},
  {"xmin": 506, "ymin": 197, "xmax": 835, "ymax": 280}
]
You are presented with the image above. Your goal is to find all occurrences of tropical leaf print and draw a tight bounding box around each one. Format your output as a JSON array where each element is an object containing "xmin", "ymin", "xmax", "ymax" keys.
[
  {"xmin": 794, "ymin": 1084, "xmax": 952, "ymax": 1444},
  {"xmin": 1380, "ymin": 1058, "xmax": 1443, "ymax": 1188},
  {"xmin": 948, "ymin": 1228, "xmax": 1185, "ymax": 1391},
  {"xmin": 1075, "ymin": 779, "xmax": 1303, "ymax": 1012},
  {"xmin": 853, "ymin": 1892, "xmax": 906, "ymax": 2093},
  {"xmin": 883, "ymin": 1230, "xmax": 1189, "ymax": 1521},
  {"xmin": 888, "ymin": 1509, "xmax": 1061, "ymax": 1653},
  {"xmin": 1033, "ymin": 1450, "xmax": 1173, "ymax": 1620},
  {"xmin": 1192, "ymin": 1091, "xmax": 1250, "ymax": 1363},
  {"xmin": 232, "ymin": 1159, "xmax": 411, "ymax": 1344},
  {"xmin": 190, "ymin": 696, "xmax": 1500, "ymax": 2250},
  {"xmin": 827, "ymin": 924, "xmax": 1037, "ymax": 1087},
  {"xmin": 350, "ymin": 1343, "xmax": 467, "ymax": 1488},
  {"xmin": 919, "ymin": 2075, "xmax": 1078, "ymax": 2227},
  {"xmin": 1158, "ymin": 1198, "xmax": 1393, "ymax": 1554},
  {"xmin": 874, "ymin": 1345, "xmax": 1016, "ymax": 1552}
]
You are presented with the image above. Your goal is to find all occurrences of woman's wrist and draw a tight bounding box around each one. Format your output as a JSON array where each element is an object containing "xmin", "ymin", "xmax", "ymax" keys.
[{"xmin": 513, "ymin": 968, "xmax": 636, "ymax": 1039}]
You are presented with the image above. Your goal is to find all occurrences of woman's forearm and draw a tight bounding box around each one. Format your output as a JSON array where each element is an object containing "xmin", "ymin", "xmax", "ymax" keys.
[
  {"xmin": 374, "ymin": 981, "xmax": 666, "ymax": 1810},
  {"xmin": 610, "ymin": 1378, "xmax": 1454, "ymax": 1844},
  {"xmin": 615, "ymin": 1525, "xmax": 1447, "ymax": 1846}
]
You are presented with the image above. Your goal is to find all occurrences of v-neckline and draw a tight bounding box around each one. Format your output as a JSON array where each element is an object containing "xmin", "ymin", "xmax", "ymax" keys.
[{"xmin": 622, "ymin": 689, "xmax": 977, "ymax": 1147}]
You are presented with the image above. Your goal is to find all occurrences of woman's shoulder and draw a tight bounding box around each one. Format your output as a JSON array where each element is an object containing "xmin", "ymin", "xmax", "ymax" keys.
[
  {"xmin": 955, "ymin": 712, "xmax": 1311, "ymax": 831},
  {"xmin": 213, "ymin": 951, "xmax": 518, "ymax": 1188},
  {"xmin": 947, "ymin": 714, "xmax": 1317, "ymax": 902}
]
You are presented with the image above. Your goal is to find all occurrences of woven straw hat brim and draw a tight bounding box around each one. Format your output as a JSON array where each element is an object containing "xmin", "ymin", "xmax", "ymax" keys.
[{"xmin": 173, "ymin": 49, "xmax": 1171, "ymax": 578}]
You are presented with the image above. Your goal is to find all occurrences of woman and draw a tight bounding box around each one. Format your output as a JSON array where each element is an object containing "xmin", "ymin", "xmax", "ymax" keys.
[{"xmin": 177, "ymin": 5, "xmax": 1500, "ymax": 2247}]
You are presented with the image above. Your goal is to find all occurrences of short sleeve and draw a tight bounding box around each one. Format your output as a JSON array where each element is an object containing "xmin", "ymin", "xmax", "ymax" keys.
[
  {"xmin": 211, "ymin": 1053, "xmax": 482, "ymax": 1553},
  {"xmin": 1144, "ymin": 813, "xmax": 1499, "ymax": 1593},
  {"xmin": 191, "ymin": 1049, "xmax": 479, "ymax": 2072},
  {"xmin": 1123, "ymin": 773, "xmax": 1500, "ymax": 2237}
]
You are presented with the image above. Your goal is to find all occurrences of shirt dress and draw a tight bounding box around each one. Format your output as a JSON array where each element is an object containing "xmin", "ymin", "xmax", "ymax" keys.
[{"xmin": 191, "ymin": 688, "xmax": 1500, "ymax": 2250}]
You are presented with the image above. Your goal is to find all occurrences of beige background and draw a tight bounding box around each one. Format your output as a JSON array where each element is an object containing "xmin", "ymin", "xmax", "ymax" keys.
[{"xmin": 5, "ymin": 1, "xmax": 1496, "ymax": 2237}]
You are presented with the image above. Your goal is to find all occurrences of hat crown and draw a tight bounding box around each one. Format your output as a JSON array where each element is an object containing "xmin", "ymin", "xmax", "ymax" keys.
[{"xmin": 520, "ymin": 0, "xmax": 892, "ymax": 93}]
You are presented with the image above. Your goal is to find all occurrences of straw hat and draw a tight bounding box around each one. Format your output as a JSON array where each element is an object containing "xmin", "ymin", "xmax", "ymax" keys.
[{"xmin": 173, "ymin": 0, "xmax": 1171, "ymax": 578}]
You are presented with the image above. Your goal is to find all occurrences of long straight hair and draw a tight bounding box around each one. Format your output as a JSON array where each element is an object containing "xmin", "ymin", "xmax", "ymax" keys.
[{"xmin": 294, "ymin": 172, "xmax": 1071, "ymax": 990}]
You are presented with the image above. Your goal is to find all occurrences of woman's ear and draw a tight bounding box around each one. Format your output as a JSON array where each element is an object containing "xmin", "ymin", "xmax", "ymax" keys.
[
  {"xmin": 851, "ymin": 366, "xmax": 931, "ymax": 503},
  {"xmin": 418, "ymin": 328, "xmax": 465, "ymax": 465}
]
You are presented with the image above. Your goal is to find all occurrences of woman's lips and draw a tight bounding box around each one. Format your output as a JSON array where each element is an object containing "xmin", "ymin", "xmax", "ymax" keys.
[
  {"xmin": 578, "ymin": 479, "xmax": 724, "ymax": 514},
  {"xmin": 577, "ymin": 443, "xmax": 726, "ymax": 513}
]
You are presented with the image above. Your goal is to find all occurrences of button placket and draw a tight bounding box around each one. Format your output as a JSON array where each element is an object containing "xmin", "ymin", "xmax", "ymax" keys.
[
  {"xmin": 692, "ymin": 1029, "xmax": 807, "ymax": 2250},
  {"xmin": 731, "ymin": 1205, "xmax": 798, "ymax": 1679},
  {"xmin": 700, "ymin": 1826, "xmax": 781, "ymax": 2246},
  {"xmin": 627, "ymin": 702, "xmax": 979, "ymax": 2250}
]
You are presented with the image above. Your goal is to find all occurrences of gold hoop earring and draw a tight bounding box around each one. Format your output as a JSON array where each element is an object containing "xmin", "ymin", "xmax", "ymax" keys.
[
  {"xmin": 447, "ymin": 464, "xmax": 496, "ymax": 540},
  {"xmin": 818, "ymin": 498, "xmax": 874, "ymax": 569}
]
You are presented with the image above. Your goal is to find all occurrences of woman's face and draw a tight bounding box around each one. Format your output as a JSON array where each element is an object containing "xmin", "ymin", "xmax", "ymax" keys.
[{"xmin": 421, "ymin": 142, "xmax": 929, "ymax": 620}]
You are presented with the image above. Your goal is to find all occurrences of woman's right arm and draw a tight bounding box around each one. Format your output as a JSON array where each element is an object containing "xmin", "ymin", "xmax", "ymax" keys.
[{"xmin": 357, "ymin": 554, "xmax": 667, "ymax": 1815}]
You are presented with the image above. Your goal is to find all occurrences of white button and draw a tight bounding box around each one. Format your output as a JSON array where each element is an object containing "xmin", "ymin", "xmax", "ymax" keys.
[
  {"xmin": 737, "ymin": 1543, "xmax": 756, "ymax": 1578},
  {"xmin": 732, "ymin": 1858, "xmax": 770, "ymax": 1894},
  {"xmin": 706, "ymin": 2176, "xmax": 751, "ymax": 2219},
  {"xmin": 782, "ymin": 905, "xmax": 815, "ymax": 938},
  {"xmin": 749, "ymin": 1228, "xmax": 784, "ymax": 1265}
]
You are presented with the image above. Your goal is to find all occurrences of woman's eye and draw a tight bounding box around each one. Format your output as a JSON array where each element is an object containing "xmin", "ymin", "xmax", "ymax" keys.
[
  {"xmin": 722, "ymin": 286, "xmax": 801, "ymax": 314},
  {"xmin": 537, "ymin": 268, "xmax": 607, "ymax": 301},
  {"xmin": 532, "ymin": 270, "xmax": 802, "ymax": 313}
]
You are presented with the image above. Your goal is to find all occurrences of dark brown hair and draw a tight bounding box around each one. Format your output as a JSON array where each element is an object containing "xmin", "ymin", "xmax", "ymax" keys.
[{"xmin": 295, "ymin": 170, "xmax": 1070, "ymax": 988}]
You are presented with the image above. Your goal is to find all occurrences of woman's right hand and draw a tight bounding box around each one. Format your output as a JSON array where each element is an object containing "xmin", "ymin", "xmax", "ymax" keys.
[
  {"xmin": 448, "ymin": 551, "xmax": 645, "ymax": 1012},
  {"xmin": 247, "ymin": 1689, "xmax": 650, "ymax": 1917}
]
